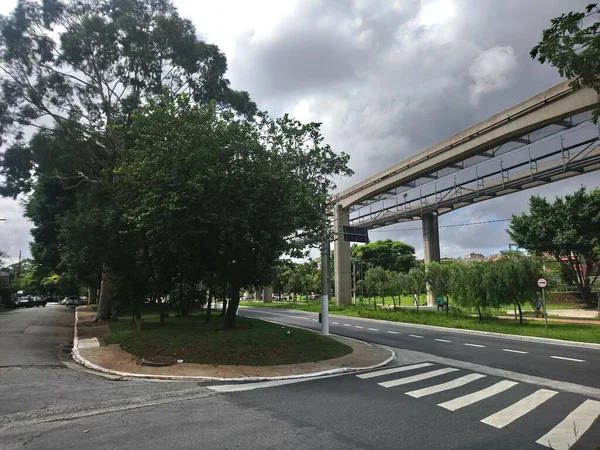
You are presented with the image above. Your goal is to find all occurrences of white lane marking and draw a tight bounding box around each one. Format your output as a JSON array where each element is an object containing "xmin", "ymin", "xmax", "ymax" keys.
[
  {"xmin": 409, "ymin": 334, "xmax": 424, "ymax": 338},
  {"xmin": 435, "ymin": 339, "xmax": 452, "ymax": 343},
  {"xmin": 343, "ymin": 324, "xmax": 352, "ymax": 327},
  {"xmin": 502, "ymin": 349, "xmax": 528, "ymax": 354},
  {"xmin": 368, "ymin": 328, "xmax": 379, "ymax": 331},
  {"xmin": 387, "ymin": 331, "xmax": 400, "ymax": 335},
  {"xmin": 311, "ymin": 319, "xmax": 318, "ymax": 322},
  {"xmin": 357, "ymin": 362, "xmax": 434, "ymax": 380},
  {"xmin": 354, "ymin": 326, "xmax": 364, "ymax": 329},
  {"xmin": 481, "ymin": 389, "xmax": 558, "ymax": 429},
  {"xmin": 550, "ymin": 356, "xmax": 585, "ymax": 362},
  {"xmin": 536, "ymin": 399, "xmax": 600, "ymax": 450},
  {"xmin": 331, "ymin": 321, "xmax": 339, "ymax": 325},
  {"xmin": 379, "ymin": 368, "xmax": 459, "ymax": 388},
  {"xmin": 406, "ymin": 373, "xmax": 486, "ymax": 398},
  {"xmin": 438, "ymin": 380, "xmax": 518, "ymax": 411},
  {"xmin": 463, "ymin": 343, "xmax": 486, "ymax": 348}
]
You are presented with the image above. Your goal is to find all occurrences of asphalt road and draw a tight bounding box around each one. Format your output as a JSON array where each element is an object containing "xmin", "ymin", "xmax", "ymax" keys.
[
  {"xmin": 238, "ymin": 306, "xmax": 600, "ymax": 389},
  {"xmin": 0, "ymin": 304, "xmax": 599, "ymax": 449}
]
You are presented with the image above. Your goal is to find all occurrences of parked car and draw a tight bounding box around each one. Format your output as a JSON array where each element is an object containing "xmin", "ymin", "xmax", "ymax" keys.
[
  {"xmin": 16, "ymin": 296, "xmax": 34, "ymax": 308},
  {"xmin": 33, "ymin": 297, "xmax": 47, "ymax": 307},
  {"xmin": 65, "ymin": 296, "xmax": 80, "ymax": 307}
]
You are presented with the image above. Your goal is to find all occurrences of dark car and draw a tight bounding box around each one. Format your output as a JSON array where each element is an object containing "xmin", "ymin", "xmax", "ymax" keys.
[
  {"xmin": 16, "ymin": 296, "xmax": 34, "ymax": 308},
  {"xmin": 33, "ymin": 297, "xmax": 47, "ymax": 307}
]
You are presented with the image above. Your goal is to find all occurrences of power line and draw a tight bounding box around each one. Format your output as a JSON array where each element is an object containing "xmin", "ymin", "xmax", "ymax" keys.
[{"xmin": 368, "ymin": 218, "xmax": 512, "ymax": 232}]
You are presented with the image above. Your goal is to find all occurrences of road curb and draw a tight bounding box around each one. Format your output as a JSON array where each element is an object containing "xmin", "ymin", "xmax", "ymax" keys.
[
  {"xmin": 71, "ymin": 308, "xmax": 395, "ymax": 382},
  {"xmin": 238, "ymin": 306, "xmax": 600, "ymax": 351}
]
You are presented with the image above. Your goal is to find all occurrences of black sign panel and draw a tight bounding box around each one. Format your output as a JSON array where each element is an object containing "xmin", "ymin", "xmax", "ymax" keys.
[{"xmin": 343, "ymin": 226, "xmax": 369, "ymax": 243}]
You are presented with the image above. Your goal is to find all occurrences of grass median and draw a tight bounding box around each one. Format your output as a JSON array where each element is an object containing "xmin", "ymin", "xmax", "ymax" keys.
[
  {"xmin": 104, "ymin": 312, "xmax": 353, "ymax": 366},
  {"xmin": 240, "ymin": 302, "xmax": 600, "ymax": 344}
]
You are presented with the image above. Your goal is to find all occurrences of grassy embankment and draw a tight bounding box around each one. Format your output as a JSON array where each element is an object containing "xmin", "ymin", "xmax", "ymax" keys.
[
  {"xmin": 239, "ymin": 301, "xmax": 600, "ymax": 344},
  {"xmin": 104, "ymin": 311, "xmax": 353, "ymax": 365}
]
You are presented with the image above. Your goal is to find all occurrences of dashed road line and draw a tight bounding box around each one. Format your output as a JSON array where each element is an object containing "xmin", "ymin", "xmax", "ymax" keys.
[
  {"xmin": 343, "ymin": 323, "xmax": 352, "ymax": 327},
  {"xmin": 502, "ymin": 349, "xmax": 528, "ymax": 354},
  {"xmin": 387, "ymin": 331, "xmax": 399, "ymax": 335},
  {"xmin": 354, "ymin": 325, "xmax": 364, "ymax": 329},
  {"xmin": 331, "ymin": 321, "xmax": 339, "ymax": 325},
  {"xmin": 409, "ymin": 334, "xmax": 424, "ymax": 338},
  {"xmin": 435, "ymin": 339, "xmax": 452, "ymax": 343},
  {"xmin": 368, "ymin": 328, "xmax": 379, "ymax": 331},
  {"xmin": 550, "ymin": 356, "xmax": 585, "ymax": 363},
  {"xmin": 463, "ymin": 343, "xmax": 486, "ymax": 348}
]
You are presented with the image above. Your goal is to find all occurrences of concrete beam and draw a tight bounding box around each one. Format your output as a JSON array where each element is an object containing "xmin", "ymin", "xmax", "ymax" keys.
[
  {"xmin": 334, "ymin": 204, "xmax": 352, "ymax": 305},
  {"xmin": 332, "ymin": 81, "xmax": 599, "ymax": 209}
]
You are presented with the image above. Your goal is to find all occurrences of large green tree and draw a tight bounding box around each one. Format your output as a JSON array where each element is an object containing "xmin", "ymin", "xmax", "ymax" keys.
[
  {"xmin": 352, "ymin": 239, "xmax": 416, "ymax": 274},
  {"xmin": 115, "ymin": 96, "xmax": 352, "ymax": 328},
  {"xmin": 509, "ymin": 188, "xmax": 600, "ymax": 305},
  {"xmin": 0, "ymin": 0, "xmax": 256, "ymax": 320},
  {"xmin": 531, "ymin": 3, "xmax": 600, "ymax": 121}
]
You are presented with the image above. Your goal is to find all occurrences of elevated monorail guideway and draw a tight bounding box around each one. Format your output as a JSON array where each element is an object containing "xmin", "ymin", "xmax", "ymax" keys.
[{"xmin": 332, "ymin": 81, "xmax": 600, "ymax": 306}]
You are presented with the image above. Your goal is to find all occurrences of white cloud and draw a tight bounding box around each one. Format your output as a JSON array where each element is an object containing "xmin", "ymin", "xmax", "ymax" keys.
[{"xmin": 468, "ymin": 46, "xmax": 518, "ymax": 105}]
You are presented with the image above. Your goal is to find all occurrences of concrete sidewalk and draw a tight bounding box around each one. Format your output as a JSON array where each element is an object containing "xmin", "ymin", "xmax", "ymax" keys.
[{"xmin": 72, "ymin": 306, "xmax": 394, "ymax": 381}]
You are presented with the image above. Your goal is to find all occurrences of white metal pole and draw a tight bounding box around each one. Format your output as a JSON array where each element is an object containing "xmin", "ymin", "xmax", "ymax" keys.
[
  {"xmin": 542, "ymin": 288, "xmax": 548, "ymax": 337},
  {"xmin": 320, "ymin": 180, "xmax": 329, "ymax": 335},
  {"xmin": 321, "ymin": 239, "xmax": 329, "ymax": 335}
]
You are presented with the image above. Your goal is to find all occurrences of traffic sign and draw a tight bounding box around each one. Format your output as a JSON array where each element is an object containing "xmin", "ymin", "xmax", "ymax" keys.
[{"xmin": 537, "ymin": 278, "xmax": 548, "ymax": 289}]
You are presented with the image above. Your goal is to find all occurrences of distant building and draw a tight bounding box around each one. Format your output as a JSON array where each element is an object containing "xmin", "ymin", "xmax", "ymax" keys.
[{"xmin": 462, "ymin": 252, "xmax": 487, "ymax": 262}]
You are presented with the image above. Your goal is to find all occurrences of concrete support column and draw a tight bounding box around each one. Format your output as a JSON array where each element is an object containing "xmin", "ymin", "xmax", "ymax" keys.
[
  {"xmin": 262, "ymin": 286, "xmax": 273, "ymax": 303},
  {"xmin": 422, "ymin": 213, "xmax": 441, "ymax": 306},
  {"xmin": 334, "ymin": 204, "xmax": 352, "ymax": 305}
]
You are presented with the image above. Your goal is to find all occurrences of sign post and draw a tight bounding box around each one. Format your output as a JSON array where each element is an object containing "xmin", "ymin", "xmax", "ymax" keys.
[{"xmin": 537, "ymin": 277, "xmax": 548, "ymax": 337}]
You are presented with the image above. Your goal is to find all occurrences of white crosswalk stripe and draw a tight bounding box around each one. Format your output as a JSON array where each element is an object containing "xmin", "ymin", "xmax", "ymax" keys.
[
  {"xmin": 357, "ymin": 362, "xmax": 600, "ymax": 448},
  {"xmin": 536, "ymin": 399, "xmax": 600, "ymax": 450},
  {"xmin": 406, "ymin": 373, "xmax": 486, "ymax": 398},
  {"xmin": 379, "ymin": 368, "xmax": 459, "ymax": 388},
  {"xmin": 438, "ymin": 380, "xmax": 518, "ymax": 411},
  {"xmin": 481, "ymin": 389, "xmax": 558, "ymax": 428},
  {"xmin": 356, "ymin": 362, "xmax": 433, "ymax": 380}
]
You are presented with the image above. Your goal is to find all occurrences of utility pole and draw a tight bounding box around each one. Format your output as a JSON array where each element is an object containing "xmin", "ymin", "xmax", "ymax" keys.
[
  {"xmin": 352, "ymin": 260, "xmax": 356, "ymax": 305},
  {"xmin": 320, "ymin": 181, "xmax": 329, "ymax": 335}
]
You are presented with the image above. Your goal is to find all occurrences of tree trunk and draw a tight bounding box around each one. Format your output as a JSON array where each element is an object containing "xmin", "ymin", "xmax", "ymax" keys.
[
  {"xmin": 88, "ymin": 286, "xmax": 98, "ymax": 305},
  {"xmin": 158, "ymin": 294, "xmax": 165, "ymax": 326},
  {"xmin": 95, "ymin": 264, "xmax": 116, "ymax": 321},
  {"xmin": 476, "ymin": 305, "xmax": 482, "ymax": 320},
  {"xmin": 205, "ymin": 289, "xmax": 213, "ymax": 323},
  {"xmin": 516, "ymin": 300, "xmax": 523, "ymax": 324},
  {"xmin": 445, "ymin": 294, "xmax": 450, "ymax": 317},
  {"xmin": 220, "ymin": 285, "xmax": 227, "ymax": 317},
  {"xmin": 391, "ymin": 295, "xmax": 397, "ymax": 310},
  {"xmin": 223, "ymin": 281, "xmax": 240, "ymax": 329}
]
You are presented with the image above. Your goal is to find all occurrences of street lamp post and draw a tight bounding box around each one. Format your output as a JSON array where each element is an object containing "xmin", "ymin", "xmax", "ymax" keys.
[{"xmin": 320, "ymin": 181, "xmax": 330, "ymax": 335}]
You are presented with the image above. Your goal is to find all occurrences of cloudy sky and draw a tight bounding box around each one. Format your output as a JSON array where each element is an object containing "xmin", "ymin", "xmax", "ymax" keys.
[{"xmin": 1, "ymin": 0, "xmax": 598, "ymax": 262}]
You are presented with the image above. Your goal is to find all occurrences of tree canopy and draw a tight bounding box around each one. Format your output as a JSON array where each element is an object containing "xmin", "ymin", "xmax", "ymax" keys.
[
  {"xmin": 351, "ymin": 239, "xmax": 416, "ymax": 273},
  {"xmin": 509, "ymin": 188, "xmax": 600, "ymax": 305},
  {"xmin": 0, "ymin": 0, "xmax": 353, "ymax": 328},
  {"xmin": 531, "ymin": 3, "xmax": 600, "ymax": 121}
]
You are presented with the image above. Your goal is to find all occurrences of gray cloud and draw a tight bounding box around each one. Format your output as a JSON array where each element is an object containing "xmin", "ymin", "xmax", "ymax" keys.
[
  {"xmin": 1, "ymin": 0, "xmax": 597, "ymax": 261},
  {"xmin": 0, "ymin": 196, "xmax": 31, "ymax": 262},
  {"xmin": 230, "ymin": 0, "xmax": 597, "ymax": 258}
]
